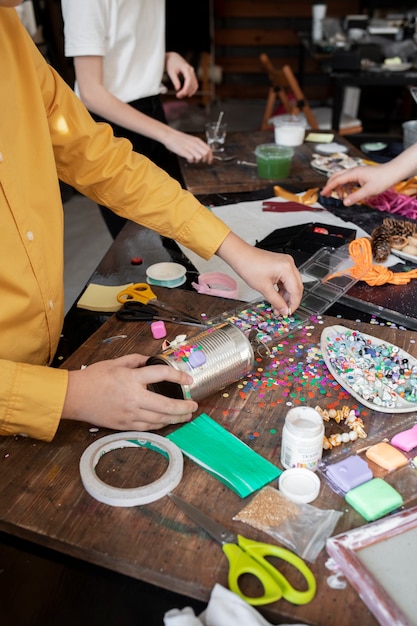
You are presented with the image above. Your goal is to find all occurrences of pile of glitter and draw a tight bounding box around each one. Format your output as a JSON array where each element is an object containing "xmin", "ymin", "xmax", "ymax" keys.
[
  {"xmin": 225, "ymin": 300, "xmax": 308, "ymax": 344},
  {"xmin": 238, "ymin": 323, "xmax": 352, "ymax": 408},
  {"xmin": 322, "ymin": 327, "xmax": 417, "ymax": 408},
  {"xmin": 222, "ymin": 302, "xmax": 349, "ymax": 403}
]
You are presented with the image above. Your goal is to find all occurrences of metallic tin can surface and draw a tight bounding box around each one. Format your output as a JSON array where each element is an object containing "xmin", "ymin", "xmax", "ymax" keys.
[{"xmin": 147, "ymin": 322, "xmax": 254, "ymax": 401}]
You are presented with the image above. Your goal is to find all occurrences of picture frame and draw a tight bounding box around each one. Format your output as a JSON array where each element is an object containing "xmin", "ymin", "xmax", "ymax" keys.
[{"xmin": 326, "ymin": 506, "xmax": 417, "ymax": 626}]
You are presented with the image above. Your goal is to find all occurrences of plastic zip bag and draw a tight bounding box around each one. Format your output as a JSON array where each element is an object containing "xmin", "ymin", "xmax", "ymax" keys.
[{"xmin": 233, "ymin": 486, "xmax": 342, "ymax": 562}]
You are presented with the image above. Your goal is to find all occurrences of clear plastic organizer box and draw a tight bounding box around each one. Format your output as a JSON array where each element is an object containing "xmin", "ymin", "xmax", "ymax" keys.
[{"xmin": 208, "ymin": 244, "xmax": 362, "ymax": 347}]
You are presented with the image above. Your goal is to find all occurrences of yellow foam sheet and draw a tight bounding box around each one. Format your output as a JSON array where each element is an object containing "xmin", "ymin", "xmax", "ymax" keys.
[
  {"xmin": 305, "ymin": 132, "xmax": 334, "ymax": 143},
  {"xmin": 76, "ymin": 283, "xmax": 133, "ymax": 312}
]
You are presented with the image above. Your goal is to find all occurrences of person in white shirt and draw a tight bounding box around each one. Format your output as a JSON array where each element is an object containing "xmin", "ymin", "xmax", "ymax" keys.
[{"xmin": 61, "ymin": 0, "xmax": 212, "ymax": 237}]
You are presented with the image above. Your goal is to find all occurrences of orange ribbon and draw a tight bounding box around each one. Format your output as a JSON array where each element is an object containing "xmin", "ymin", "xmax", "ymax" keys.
[
  {"xmin": 273, "ymin": 186, "xmax": 319, "ymax": 205},
  {"xmin": 394, "ymin": 177, "xmax": 417, "ymax": 197}
]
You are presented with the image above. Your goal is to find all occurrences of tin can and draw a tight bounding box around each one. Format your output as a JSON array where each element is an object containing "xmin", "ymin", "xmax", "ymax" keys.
[
  {"xmin": 280, "ymin": 407, "xmax": 324, "ymax": 471},
  {"xmin": 147, "ymin": 321, "xmax": 254, "ymax": 401}
]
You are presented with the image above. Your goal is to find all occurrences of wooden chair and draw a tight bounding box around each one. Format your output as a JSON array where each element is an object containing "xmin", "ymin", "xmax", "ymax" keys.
[{"xmin": 259, "ymin": 53, "xmax": 363, "ymax": 136}]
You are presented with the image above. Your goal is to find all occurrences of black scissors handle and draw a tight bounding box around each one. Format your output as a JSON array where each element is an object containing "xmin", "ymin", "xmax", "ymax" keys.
[
  {"xmin": 116, "ymin": 301, "xmax": 206, "ymax": 327},
  {"xmin": 116, "ymin": 302, "xmax": 157, "ymax": 322}
]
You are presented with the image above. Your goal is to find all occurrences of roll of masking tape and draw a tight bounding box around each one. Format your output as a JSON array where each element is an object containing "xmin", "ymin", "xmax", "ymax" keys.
[{"xmin": 79, "ymin": 432, "xmax": 183, "ymax": 507}]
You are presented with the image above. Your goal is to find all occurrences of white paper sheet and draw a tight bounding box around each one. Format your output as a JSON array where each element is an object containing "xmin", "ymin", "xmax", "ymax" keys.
[{"xmin": 179, "ymin": 197, "xmax": 370, "ymax": 302}]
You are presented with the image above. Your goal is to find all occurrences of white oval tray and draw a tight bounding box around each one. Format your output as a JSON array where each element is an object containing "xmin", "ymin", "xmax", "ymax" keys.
[
  {"xmin": 391, "ymin": 248, "xmax": 417, "ymax": 265},
  {"xmin": 320, "ymin": 325, "xmax": 417, "ymax": 413}
]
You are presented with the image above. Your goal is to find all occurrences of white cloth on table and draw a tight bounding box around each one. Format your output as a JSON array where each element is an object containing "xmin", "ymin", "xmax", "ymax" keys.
[{"xmin": 163, "ymin": 583, "xmax": 310, "ymax": 626}]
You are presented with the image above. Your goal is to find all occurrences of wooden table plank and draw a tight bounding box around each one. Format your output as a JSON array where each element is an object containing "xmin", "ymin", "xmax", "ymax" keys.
[
  {"xmin": 1, "ymin": 287, "xmax": 416, "ymax": 626},
  {"xmin": 178, "ymin": 130, "xmax": 362, "ymax": 195}
]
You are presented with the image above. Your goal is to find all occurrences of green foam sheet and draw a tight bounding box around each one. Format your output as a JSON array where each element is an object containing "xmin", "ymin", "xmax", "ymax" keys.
[{"xmin": 167, "ymin": 413, "xmax": 281, "ymax": 498}]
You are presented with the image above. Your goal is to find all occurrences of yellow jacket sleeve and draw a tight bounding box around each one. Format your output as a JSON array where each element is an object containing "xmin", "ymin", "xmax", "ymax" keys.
[
  {"xmin": 0, "ymin": 361, "xmax": 68, "ymax": 442},
  {"xmin": 37, "ymin": 48, "xmax": 230, "ymax": 260}
]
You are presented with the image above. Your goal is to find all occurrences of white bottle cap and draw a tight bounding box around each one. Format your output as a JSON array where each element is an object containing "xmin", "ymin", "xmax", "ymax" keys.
[{"xmin": 278, "ymin": 467, "xmax": 321, "ymax": 504}]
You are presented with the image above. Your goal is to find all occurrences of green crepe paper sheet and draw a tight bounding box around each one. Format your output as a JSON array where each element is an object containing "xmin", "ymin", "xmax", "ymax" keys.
[{"xmin": 167, "ymin": 413, "xmax": 281, "ymax": 497}]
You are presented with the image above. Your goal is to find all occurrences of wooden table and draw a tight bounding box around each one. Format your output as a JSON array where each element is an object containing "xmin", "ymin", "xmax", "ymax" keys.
[
  {"xmin": 2, "ymin": 286, "xmax": 417, "ymax": 626},
  {"xmin": 178, "ymin": 130, "xmax": 363, "ymax": 196},
  {"xmin": 59, "ymin": 181, "xmax": 417, "ymax": 361}
]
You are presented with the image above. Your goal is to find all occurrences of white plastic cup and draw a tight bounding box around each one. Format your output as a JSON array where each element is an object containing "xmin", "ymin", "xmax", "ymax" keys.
[
  {"xmin": 402, "ymin": 120, "xmax": 417, "ymax": 150},
  {"xmin": 280, "ymin": 407, "xmax": 324, "ymax": 471},
  {"xmin": 273, "ymin": 115, "xmax": 306, "ymax": 147}
]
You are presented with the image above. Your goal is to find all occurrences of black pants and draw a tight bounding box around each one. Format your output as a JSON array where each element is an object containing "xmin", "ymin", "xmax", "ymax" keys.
[{"xmin": 91, "ymin": 95, "xmax": 185, "ymax": 239}]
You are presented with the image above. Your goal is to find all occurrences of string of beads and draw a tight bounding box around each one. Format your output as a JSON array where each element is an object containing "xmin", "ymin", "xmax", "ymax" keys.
[{"xmin": 315, "ymin": 405, "xmax": 367, "ymax": 450}]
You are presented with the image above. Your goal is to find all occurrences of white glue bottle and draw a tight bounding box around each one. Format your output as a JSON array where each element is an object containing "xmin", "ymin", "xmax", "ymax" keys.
[{"xmin": 280, "ymin": 407, "xmax": 324, "ymax": 471}]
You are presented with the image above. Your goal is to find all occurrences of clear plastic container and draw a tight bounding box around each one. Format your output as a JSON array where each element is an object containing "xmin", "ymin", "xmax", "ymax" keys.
[
  {"xmin": 272, "ymin": 115, "xmax": 306, "ymax": 147},
  {"xmin": 402, "ymin": 120, "xmax": 417, "ymax": 149},
  {"xmin": 254, "ymin": 144, "xmax": 294, "ymax": 179},
  {"xmin": 208, "ymin": 244, "xmax": 364, "ymax": 348}
]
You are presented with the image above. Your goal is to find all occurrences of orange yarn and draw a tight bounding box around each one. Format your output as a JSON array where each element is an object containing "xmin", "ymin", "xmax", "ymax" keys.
[{"xmin": 330, "ymin": 238, "xmax": 417, "ymax": 286}]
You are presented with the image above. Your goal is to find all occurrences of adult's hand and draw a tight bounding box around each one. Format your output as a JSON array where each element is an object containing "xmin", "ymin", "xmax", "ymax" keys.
[
  {"xmin": 321, "ymin": 142, "xmax": 417, "ymax": 206},
  {"xmin": 320, "ymin": 164, "xmax": 391, "ymax": 206}
]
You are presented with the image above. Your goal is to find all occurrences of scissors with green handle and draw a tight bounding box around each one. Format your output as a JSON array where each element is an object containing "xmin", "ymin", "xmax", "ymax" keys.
[
  {"xmin": 117, "ymin": 283, "xmax": 206, "ymax": 327},
  {"xmin": 169, "ymin": 492, "xmax": 316, "ymax": 606}
]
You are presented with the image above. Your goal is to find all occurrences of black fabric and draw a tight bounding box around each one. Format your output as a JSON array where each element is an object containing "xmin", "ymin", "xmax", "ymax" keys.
[{"xmin": 255, "ymin": 222, "xmax": 357, "ymax": 267}]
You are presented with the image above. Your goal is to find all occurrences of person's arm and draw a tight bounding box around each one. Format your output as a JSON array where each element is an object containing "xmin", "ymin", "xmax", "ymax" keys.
[
  {"xmin": 49, "ymin": 60, "xmax": 303, "ymax": 314},
  {"xmin": 216, "ymin": 232, "xmax": 303, "ymax": 316},
  {"xmin": 0, "ymin": 359, "xmax": 68, "ymax": 441},
  {"xmin": 321, "ymin": 142, "xmax": 417, "ymax": 206},
  {"xmin": 61, "ymin": 233, "xmax": 304, "ymax": 432},
  {"xmin": 74, "ymin": 56, "xmax": 212, "ymax": 164},
  {"xmin": 0, "ymin": 354, "xmax": 197, "ymax": 440},
  {"xmin": 46, "ymin": 54, "xmax": 303, "ymax": 314}
]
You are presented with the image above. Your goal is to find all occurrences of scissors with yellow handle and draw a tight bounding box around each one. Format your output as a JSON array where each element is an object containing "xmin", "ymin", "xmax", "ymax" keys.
[
  {"xmin": 169, "ymin": 492, "xmax": 316, "ymax": 606},
  {"xmin": 117, "ymin": 283, "xmax": 205, "ymax": 327}
]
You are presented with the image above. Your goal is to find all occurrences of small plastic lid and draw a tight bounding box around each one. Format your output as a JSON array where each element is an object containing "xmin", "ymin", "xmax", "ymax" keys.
[
  {"xmin": 270, "ymin": 114, "xmax": 307, "ymax": 128},
  {"xmin": 360, "ymin": 142, "xmax": 387, "ymax": 153},
  {"xmin": 146, "ymin": 262, "xmax": 186, "ymax": 281},
  {"xmin": 278, "ymin": 468, "xmax": 321, "ymax": 504},
  {"xmin": 254, "ymin": 143, "xmax": 294, "ymax": 158},
  {"xmin": 315, "ymin": 142, "xmax": 348, "ymax": 155}
]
